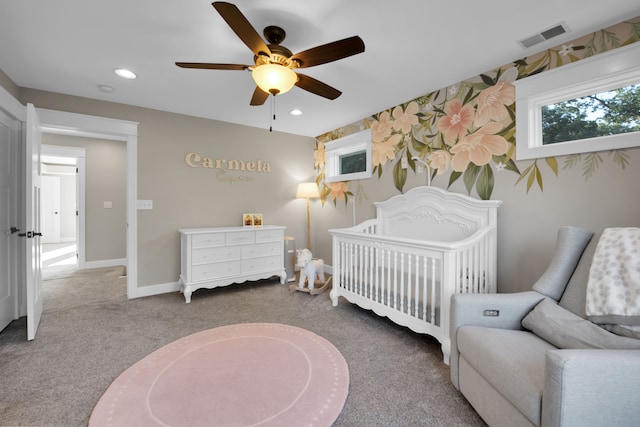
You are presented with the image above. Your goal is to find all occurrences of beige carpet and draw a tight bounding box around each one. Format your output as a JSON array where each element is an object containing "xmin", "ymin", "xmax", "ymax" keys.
[
  {"xmin": 0, "ymin": 267, "xmax": 486, "ymax": 426},
  {"xmin": 43, "ymin": 266, "xmax": 127, "ymax": 312}
]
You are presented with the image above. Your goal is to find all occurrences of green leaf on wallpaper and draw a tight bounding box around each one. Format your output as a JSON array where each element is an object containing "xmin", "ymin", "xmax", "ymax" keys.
[
  {"xmin": 476, "ymin": 165, "xmax": 494, "ymax": 200},
  {"xmin": 563, "ymin": 154, "xmax": 581, "ymax": 169},
  {"xmin": 545, "ymin": 157, "xmax": 559, "ymax": 175},
  {"xmin": 536, "ymin": 166, "xmax": 543, "ymax": 190},
  {"xmin": 611, "ymin": 150, "xmax": 630, "ymax": 169},
  {"xmin": 462, "ymin": 86, "xmax": 476, "ymax": 105},
  {"xmin": 630, "ymin": 22, "xmax": 640, "ymax": 41},
  {"xmin": 463, "ymin": 163, "xmax": 481, "ymax": 195},
  {"xmin": 494, "ymin": 155, "xmax": 520, "ymax": 174},
  {"xmin": 583, "ymin": 152, "xmax": 603, "ymax": 179},
  {"xmin": 601, "ymin": 30, "xmax": 620, "ymax": 50},
  {"xmin": 515, "ymin": 162, "xmax": 535, "ymax": 186},
  {"xmin": 526, "ymin": 165, "xmax": 536, "ymax": 192},
  {"xmin": 411, "ymin": 136, "xmax": 428, "ymax": 151},
  {"xmin": 523, "ymin": 53, "xmax": 549, "ymax": 77},
  {"xmin": 393, "ymin": 160, "xmax": 407, "ymax": 193},
  {"xmin": 448, "ymin": 171, "xmax": 462, "ymax": 188},
  {"xmin": 480, "ymin": 74, "xmax": 496, "ymax": 87}
]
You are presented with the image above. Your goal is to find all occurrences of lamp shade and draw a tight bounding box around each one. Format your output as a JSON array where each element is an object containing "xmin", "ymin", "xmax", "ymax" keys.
[
  {"xmin": 252, "ymin": 64, "xmax": 297, "ymax": 95},
  {"xmin": 296, "ymin": 182, "xmax": 320, "ymax": 199}
]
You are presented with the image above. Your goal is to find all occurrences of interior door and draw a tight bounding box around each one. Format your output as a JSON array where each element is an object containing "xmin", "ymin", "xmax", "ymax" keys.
[
  {"xmin": 41, "ymin": 175, "xmax": 61, "ymax": 244},
  {"xmin": 0, "ymin": 110, "xmax": 16, "ymax": 333},
  {"xmin": 25, "ymin": 104, "xmax": 43, "ymax": 340}
]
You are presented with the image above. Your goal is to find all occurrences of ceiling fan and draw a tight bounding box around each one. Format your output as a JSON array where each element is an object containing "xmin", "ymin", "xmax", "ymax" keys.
[{"xmin": 176, "ymin": 2, "xmax": 365, "ymax": 106}]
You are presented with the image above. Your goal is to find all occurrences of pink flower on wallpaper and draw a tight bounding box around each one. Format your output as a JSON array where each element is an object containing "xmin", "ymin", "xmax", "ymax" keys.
[
  {"xmin": 474, "ymin": 81, "xmax": 515, "ymax": 126},
  {"xmin": 315, "ymin": 141, "xmax": 325, "ymax": 168},
  {"xmin": 437, "ymin": 99, "xmax": 474, "ymax": 144},
  {"xmin": 392, "ymin": 101, "xmax": 419, "ymax": 134},
  {"xmin": 371, "ymin": 111, "xmax": 393, "ymax": 142},
  {"xmin": 328, "ymin": 181, "xmax": 349, "ymax": 201},
  {"xmin": 372, "ymin": 133, "xmax": 401, "ymax": 167},
  {"xmin": 428, "ymin": 150, "xmax": 452, "ymax": 175},
  {"xmin": 450, "ymin": 122, "xmax": 508, "ymax": 171}
]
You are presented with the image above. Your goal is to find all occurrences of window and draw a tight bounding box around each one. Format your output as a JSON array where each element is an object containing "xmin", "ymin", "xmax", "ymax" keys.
[
  {"xmin": 515, "ymin": 42, "xmax": 640, "ymax": 160},
  {"xmin": 324, "ymin": 129, "xmax": 372, "ymax": 182}
]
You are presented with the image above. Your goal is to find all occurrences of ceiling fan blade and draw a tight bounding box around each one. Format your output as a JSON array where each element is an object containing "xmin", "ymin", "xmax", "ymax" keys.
[
  {"xmin": 295, "ymin": 74, "xmax": 342, "ymax": 100},
  {"xmin": 291, "ymin": 36, "xmax": 365, "ymax": 68},
  {"xmin": 212, "ymin": 2, "xmax": 271, "ymax": 57},
  {"xmin": 175, "ymin": 62, "xmax": 250, "ymax": 70},
  {"xmin": 250, "ymin": 87, "xmax": 270, "ymax": 106}
]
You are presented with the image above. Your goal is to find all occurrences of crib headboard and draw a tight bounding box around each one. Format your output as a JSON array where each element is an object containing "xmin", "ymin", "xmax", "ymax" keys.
[{"xmin": 374, "ymin": 186, "xmax": 502, "ymax": 242}]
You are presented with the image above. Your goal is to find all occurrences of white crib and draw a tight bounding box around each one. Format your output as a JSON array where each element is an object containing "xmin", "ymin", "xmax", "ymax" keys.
[{"xmin": 329, "ymin": 186, "xmax": 501, "ymax": 364}]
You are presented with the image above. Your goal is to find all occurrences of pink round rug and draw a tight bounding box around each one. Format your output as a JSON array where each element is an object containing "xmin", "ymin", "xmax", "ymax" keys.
[{"xmin": 89, "ymin": 323, "xmax": 349, "ymax": 427}]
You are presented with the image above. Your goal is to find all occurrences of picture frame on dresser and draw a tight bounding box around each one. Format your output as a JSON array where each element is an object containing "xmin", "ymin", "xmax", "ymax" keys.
[{"xmin": 243, "ymin": 213, "xmax": 253, "ymax": 227}]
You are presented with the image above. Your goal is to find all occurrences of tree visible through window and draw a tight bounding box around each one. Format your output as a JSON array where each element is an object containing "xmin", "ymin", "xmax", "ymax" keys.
[{"xmin": 542, "ymin": 84, "xmax": 640, "ymax": 145}]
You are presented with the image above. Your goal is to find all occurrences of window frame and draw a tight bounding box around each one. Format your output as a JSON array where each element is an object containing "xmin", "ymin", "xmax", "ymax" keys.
[
  {"xmin": 515, "ymin": 42, "xmax": 640, "ymax": 160},
  {"xmin": 324, "ymin": 129, "xmax": 372, "ymax": 182}
]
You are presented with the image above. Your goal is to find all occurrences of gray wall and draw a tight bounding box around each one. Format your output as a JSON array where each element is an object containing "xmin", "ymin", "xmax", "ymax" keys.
[
  {"xmin": 43, "ymin": 134, "xmax": 126, "ymax": 262},
  {"xmin": 19, "ymin": 89, "xmax": 315, "ymax": 287},
  {"xmin": 312, "ymin": 147, "xmax": 640, "ymax": 293}
]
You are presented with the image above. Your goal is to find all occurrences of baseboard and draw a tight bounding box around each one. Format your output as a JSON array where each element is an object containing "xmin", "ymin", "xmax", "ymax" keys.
[
  {"xmin": 130, "ymin": 265, "xmax": 333, "ymax": 300},
  {"xmin": 84, "ymin": 258, "xmax": 126, "ymax": 269},
  {"xmin": 132, "ymin": 281, "xmax": 181, "ymax": 299}
]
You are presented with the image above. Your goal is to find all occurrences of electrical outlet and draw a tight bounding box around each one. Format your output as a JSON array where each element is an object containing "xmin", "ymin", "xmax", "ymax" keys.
[
  {"xmin": 137, "ymin": 200, "xmax": 153, "ymax": 210},
  {"xmin": 103, "ymin": 201, "xmax": 112, "ymax": 209},
  {"xmin": 483, "ymin": 309, "xmax": 500, "ymax": 317},
  {"xmin": 401, "ymin": 157, "xmax": 408, "ymax": 169}
]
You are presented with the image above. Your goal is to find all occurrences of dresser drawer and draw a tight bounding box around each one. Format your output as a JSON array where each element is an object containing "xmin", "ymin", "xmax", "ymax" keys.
[
  {"xmin": 191, "ymin": 233, "xmax": 225, "ymax": 249},
  {"xmin": 192, "ymin": 246, "xmax": 241, "ymax": 265},
  {"xmin": 192, "ymin": 261, "xmax": 241, "ymax": 281},
  {"xmin": 241, "ymin": 256, "xmax": 281, "ymax": 274},
  {"xmin": 241, "ymin": 242, "xmax": 281, "ymax": 259},
  {"xmin": 226, "ymin": 231, "xmax": 255, "ymax": 246},
  {"xmin": 256, "ymin": 228, "xmax": 285, "ymax": 243}
]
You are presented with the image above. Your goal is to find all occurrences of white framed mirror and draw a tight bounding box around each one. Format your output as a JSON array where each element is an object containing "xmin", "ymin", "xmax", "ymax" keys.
[
  {"xmin": 324, "ymin": 129, "xmax": 372, "ymax": 182},
  {"xmin": 515, "ymin": 42, "xmax": 640, "ymax": 160}
]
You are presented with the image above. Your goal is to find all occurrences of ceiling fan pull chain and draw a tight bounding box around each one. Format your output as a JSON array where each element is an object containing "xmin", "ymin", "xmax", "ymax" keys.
[{"xmin": 269, "ymin": 94, "xmax": 276, "ymax": 132}]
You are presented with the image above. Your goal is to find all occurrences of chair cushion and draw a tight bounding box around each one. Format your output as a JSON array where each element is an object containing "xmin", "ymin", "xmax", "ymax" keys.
[
  {"xmin": 457, "ymin": 326, "xmax": 557, "ymax": 426},
  {"xmin": 522, "ymin": 299, "xmax": 640, "ymax": 349},
  {"xmin": 559, "ymin": 231, "xmax": 600, "ymax": 318},
  {"xmin": 532, "ymin": 226, "xmax": 593, "ymax": 301}
]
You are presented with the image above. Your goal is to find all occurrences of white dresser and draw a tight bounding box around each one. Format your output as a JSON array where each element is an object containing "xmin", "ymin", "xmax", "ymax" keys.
[{"xmin": 178, "ymin": 225, "xmax": 287, "ymax": 303}]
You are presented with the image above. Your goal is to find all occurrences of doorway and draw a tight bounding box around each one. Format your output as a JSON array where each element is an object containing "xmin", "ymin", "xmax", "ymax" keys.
[
  {"xmin": 40, "ymin": 144, "xmax": 86, "ymax": 275},
  {"xmin": 37, "ymin": 108, "xmax": 138, "ymax": 299}
]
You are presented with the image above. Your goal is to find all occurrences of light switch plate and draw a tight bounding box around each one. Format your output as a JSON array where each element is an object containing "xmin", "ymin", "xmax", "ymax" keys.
[
  {"xmin": 137, "ymin": 200, "xmax": 153, "ymax": 210},
  {"xmin": 103, "ymin": 201, "xmax": 112, "ymax": 209}
]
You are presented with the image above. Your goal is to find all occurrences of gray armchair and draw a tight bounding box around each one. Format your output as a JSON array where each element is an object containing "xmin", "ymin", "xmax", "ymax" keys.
[{"xmin": 450, "ymin": 226, "xmax": 640, "ymax": 427}]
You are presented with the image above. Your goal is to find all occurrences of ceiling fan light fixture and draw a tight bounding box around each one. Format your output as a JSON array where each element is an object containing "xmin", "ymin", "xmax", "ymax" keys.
[{"xmin": 252, "ymin": 64, "xmax": 297, "ymax": 95}]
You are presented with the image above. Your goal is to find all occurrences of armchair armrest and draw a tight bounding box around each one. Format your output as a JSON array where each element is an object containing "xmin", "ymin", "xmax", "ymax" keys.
[
  {"xmin": 450, "ymin": 291, "xmax": 546, "ymax": 389},
  {"xmin": 451, "ymin": 291, "xmax": 546, "ymax": 332},
  {"xmin": 543, "ymin": 349, "xmax": 640, "ymax": 427}
]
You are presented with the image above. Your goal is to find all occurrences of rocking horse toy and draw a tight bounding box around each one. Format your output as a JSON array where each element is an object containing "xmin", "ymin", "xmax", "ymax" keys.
[{"xmin": 289, "ymin": 248, "xmax": 331, "ymax": 295}]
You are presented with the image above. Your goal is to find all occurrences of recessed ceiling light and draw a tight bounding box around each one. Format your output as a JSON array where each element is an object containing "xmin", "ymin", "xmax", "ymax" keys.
[
  {"xmin": 114, "ymin": 68, "xmax": 137, "ymax": 79},
  {"xmin": 98, "ymin": 84, "xmax": 115, "ymax": 94},
  {"xmin": 290, "ymin": 109, "xmax": 303, "ymax": 116}
]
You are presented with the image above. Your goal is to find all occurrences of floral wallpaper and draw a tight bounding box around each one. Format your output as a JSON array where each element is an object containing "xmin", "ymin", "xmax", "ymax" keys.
[{"xmin": 314, "ymin": 17, "xmax": 640, "ymax": 203}]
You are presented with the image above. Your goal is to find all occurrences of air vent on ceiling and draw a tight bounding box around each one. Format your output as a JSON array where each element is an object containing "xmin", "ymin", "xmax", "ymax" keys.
[{"xmin": 518, "ymin": 22, "xmax": 570, "ymax": 48}]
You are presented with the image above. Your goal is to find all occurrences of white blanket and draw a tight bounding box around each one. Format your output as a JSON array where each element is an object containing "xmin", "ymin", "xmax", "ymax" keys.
[{"xmin": 586, "ymin": 227, "xmax": 640, "ymax": 327}]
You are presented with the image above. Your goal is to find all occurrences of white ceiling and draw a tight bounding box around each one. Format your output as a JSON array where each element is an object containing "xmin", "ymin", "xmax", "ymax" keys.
[{"xmin": 1, "ymin": 1, "xmax": 639, "ymax": 137}]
